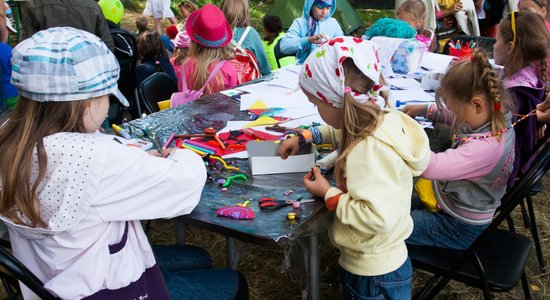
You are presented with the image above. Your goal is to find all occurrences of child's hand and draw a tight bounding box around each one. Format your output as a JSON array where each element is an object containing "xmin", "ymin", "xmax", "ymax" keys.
[
  {"xmin": 536, "ymin": 98, "xmax": 550, "ymax": 123},
  {"xmin": 402, "ymin": 104, "xmax": 428, "ymax": 118},
  {"xmin": 452, "ymin": 1, "xmax": 463, "ymax": 12},
  {"xmin": 303, "ymin": 167, "xmax": 331, "ymax": 198},
  {"xmin": 278, "ymin": 136, "xmax": 300, "ymax": 159},
  {"xmin": 308, "ymin": 33, "xmax": 328, "ymax": 44}
]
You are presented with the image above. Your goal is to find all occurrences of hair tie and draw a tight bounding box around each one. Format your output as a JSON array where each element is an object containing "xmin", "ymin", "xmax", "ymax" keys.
[
  {"xmin": 494, "ymin": 102, "xmax": 502, "ymax": 111},
  {"xmin": 344, "ymin": 86, "xmax": 352, "ymax": 94}
]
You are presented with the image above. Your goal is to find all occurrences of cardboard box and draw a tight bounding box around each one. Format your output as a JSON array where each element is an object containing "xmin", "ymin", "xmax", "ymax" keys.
[{"xmin": 247, "ymin": 141, "xmax": 315, "ymax": 175}]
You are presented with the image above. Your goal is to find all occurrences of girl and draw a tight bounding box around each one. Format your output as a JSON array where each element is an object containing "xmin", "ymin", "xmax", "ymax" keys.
[
  {"xmin": 519, "ymin": 0, "xmax": 550, "ymax": 31},
  {"xmin": 495, "ymin": 10, "xmax": 549, "ymax": 185},
  {"xmin": 279, "ymin": 0, "xmax": 343, "ymax": 64},
  {"xmin": 262, "ymin": 15, "xmax": 296, "ymax": 70},
  {"xmin": 181, "ymin": 4, "xmax": 237, "ymax": 95},
  {"xmin": 220, "ymin": 0, "xmax": 271, "ymax": 76},
  {"xmin": 402, "ymin": 48, "xmax": 516, "ymax": 249},
  {"xmin": 396, "ymin": 0, "xmax": 437, "ymax": 51},
  {"xmin": 0, "ymin": 27, "xmax": 246, "ymax": 299},
  {"xmin": 177, "ymin": 0, "xmax": 198, "ymax": 31},
  {"xmin": 278, "ymin": 37, "xmax": 431, "ymax": 299},
  {"xmin": 142, "ymin": 0, "xmax": 178, "ymax": 34},
  {"xmin": 170, "ymin": 30, "xmax": 190, "ymax": 80},
  {"xmin": 136, "ymin": 29, "xmax": 177, "ymax": 87}
]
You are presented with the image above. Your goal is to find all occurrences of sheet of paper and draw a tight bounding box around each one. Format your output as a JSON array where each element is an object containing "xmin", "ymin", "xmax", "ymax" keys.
[
  {"xmin": 370, "ymin": 36, "xmax": 405, "ymax": 67},
  {"xmin": 386, "ymin": 77, "xmax": 422, "ymax": 90},
  {"xmin": 240, "ymin": 91, "xmax": 313, "ymax": 110},
  {"xmin": 418, "ymin": 52, "xmax": 456, "ymax": 73}
]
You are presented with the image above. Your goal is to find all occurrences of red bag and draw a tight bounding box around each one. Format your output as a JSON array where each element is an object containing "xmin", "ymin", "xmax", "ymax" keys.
[{"xmin": 228, "ymin": 27, "xmax": 261, "ymax": 85}]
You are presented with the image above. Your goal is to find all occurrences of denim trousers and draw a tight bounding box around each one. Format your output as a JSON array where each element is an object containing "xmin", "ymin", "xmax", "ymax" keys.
[
  {"xmin": 406, "ymin": 197, "xmax": 488, "ymax": 250},
  {"xmin": 342, "ymin": 257, "xmax": 412, "ymax": 300}
]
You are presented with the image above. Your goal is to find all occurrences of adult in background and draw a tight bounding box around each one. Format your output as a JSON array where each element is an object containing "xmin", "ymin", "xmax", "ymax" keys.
[
  {"xmin": 143, "ymin": 0, "xmax": 178, "ymax": 34},
  {"xmin": 22, "ymin": 0, "xmax": 114, "ymax": 51}
]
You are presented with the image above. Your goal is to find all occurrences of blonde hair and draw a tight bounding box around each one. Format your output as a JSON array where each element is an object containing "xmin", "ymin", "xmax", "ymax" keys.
[
  {"xmin": 184, "ymin": 40, "xmax": 234, "ymax": 95},
  {"xmin": 0, "ymin": 97, "xmax": 92, "ymax": 227},
  {"xmin": 172, "ymin": 47, "xmax": 189, "ymax": 66},
  {"xmin": 220, "ymin": 0, "xmax": 250, "ymax": 28},
  {"xmin": 334, "ymin": 59, "xmax": 385, "ymax": 185},
  {"xmin": 437, "ymin": 48, "xmax": 512, "ymax": 137},
  {"xmin": 178, "ymin": 1, "xmax": 198, "ymax": 13},
  {"xmin": 396, "ymin": 0, "xmax": 426, "ymax": 22},
  {"xmin": 499, "ymin": 11, "xmax": 549, "ymax": 97}
]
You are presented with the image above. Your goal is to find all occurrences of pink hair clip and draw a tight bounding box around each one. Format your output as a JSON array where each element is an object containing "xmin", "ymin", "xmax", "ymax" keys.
[{"xmin": 344, "ymin": 86, "xmax": 352, "ymax": 94}]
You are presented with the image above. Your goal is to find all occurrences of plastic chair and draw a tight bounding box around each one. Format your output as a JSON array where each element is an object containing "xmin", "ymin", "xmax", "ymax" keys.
[
  {"xmin": 0, "ymin": 240, "xmax": 58, "ymax": 300},
  {"xmin": 137, "ymin": 72, "xmax": 178, "ymax": 115},
  {"xmin": 408, "ymin": 138, "xmax": 550, "ymax": 299},
  {"xmin": 273, "ymin": 39, "xmax": 296, "ymax": 69}
]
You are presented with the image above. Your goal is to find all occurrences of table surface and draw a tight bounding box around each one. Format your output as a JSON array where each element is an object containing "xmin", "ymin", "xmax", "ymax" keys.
[{"xmin": 128, "ymin": 93, "xmax": 328, "ymax": 246}]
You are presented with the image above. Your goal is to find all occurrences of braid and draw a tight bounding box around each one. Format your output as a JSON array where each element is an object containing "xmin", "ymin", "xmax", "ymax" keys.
[{"xmin": 541, "ymin": 56, "xmax": 548, "ymax": 99}]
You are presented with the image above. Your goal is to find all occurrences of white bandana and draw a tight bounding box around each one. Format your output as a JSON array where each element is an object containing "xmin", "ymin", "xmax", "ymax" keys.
[{"xmin": 299, "ymin": 36, "xmax": 384, "ymax": 108}]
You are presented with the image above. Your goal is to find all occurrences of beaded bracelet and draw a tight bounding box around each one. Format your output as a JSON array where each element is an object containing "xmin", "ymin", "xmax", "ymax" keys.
[
  {"xmin": 298, "ymin": 129, "xmax": 313, "ymax": 151},
  {"xmin": 425, "ymin": 104, "xmax": 435, "ymax": 120}
]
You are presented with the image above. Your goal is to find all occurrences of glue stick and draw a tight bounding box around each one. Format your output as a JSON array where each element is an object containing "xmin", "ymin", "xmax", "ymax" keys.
[{"xmin": 316, "ymin": 150, "xmax": 338, "ymax": 174}]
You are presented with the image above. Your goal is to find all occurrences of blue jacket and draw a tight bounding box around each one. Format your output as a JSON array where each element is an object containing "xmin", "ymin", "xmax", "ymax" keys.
[
  {"xmin": 280, "ymin": 0, "xmax": 343, "ymax": 64},
  {"xmin": 233, "ymin": 27, "xmax": 271, "ymax": 76},
  {"xmin": 0, "ymin": 43, "xmax": 18, "ymax": 99}
]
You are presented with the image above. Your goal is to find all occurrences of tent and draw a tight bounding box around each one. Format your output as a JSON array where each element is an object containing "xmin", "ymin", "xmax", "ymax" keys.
[{"xmin": 265, "ymin": 0, "xmax": 363, "ymax": 34}]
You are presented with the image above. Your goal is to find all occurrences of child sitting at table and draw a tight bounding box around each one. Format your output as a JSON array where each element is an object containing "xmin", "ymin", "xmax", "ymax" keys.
[
  {"xmin": 278, "ymin": 36, "xmax": 431, "ymax": 299},
  {"xmin": 494, "ymin": 10, "xmax": 548, "ymax": 186},
  {"xmin": 396, "ymin": 0, "xmax": 437, "ymax": 51},
  {"xmin": 180, "ymin": 4, "xmax": 237, "ymax": 95},
  {"xmin": 402, "ymin": 48, "xmax": 515, "ymax": 249},
  {"xmin": 136, "ymin": 29, "xmax": 177, "ymax": 86},
  {"xmin": 279, "ymin": 0, "xmax": 344, "ymax": 64},
  {"xmin": 0, "ymin": 27, "xmax": 247, "ymax": 299}
]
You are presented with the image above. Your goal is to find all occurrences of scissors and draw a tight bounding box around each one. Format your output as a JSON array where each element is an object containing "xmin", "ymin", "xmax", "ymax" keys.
[{"xmin": 259, "ymin": 197, "xmax": 303, "ymax": 210}]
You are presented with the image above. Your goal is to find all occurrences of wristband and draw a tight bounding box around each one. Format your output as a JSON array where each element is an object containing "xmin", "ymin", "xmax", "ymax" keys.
[
  {"xmin": 326, "ymin": 193, "xmax": 343, "ymax": 211},
  {"xmin": 298, "ymin": 129, "xmax": 312, "ymax": 151},
  {"xmin": 425, "ymin": 104, "xmax": 435, "ymax": 120}
]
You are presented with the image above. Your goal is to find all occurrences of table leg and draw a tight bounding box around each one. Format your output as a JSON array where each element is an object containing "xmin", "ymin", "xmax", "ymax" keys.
[
  {"xmin": 175, "ymin": 221, "xmax": 185, "ymax": 245},
  {"xmin": 226, "ymin": 237, "xmax": 236, "ymax": 269},
  {"xmin": 309, "ymin": 234, "xmax": 320, "ymax": 300}
]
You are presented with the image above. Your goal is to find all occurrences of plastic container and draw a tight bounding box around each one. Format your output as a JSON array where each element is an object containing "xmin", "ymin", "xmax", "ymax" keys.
[
  {"xmin": 157, "ymin": 100, "xmax": 171, "ymax": 111},
  {"xmin": 449, "ymin": 47, "xmax": 473, "ymax": 60}
]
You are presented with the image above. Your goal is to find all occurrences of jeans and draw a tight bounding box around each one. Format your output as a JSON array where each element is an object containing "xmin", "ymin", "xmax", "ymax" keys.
[
  {"xmin": 342, "ymin": 257, "xmax": 412, "ymax": 300},
  {"xmin": 407, "ymin": 197, "xmax": 488, "ymax": 250}
]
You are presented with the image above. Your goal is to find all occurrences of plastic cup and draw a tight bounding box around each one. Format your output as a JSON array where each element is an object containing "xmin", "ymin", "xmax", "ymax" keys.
[{"xmin": 449, "ymin": 47, "xmax": 473, "ymax": 60}]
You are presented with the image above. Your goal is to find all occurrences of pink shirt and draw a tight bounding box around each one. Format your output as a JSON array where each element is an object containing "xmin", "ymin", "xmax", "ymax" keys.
[{"xmin": 177, "ymin": 58, "xmax": 237, "ymax": 95}]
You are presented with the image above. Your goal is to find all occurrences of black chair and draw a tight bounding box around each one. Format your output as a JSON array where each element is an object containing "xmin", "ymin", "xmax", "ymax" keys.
[
  {"xmin": 408, "ymin": 138, "xmax": 550, "ymax": 299},
  {"xmin": 274, "ymin": 39, "xmax": 296, "ymax": 69},
  {"xmin": 442, "ymin": 35, "xmax": 497, "ymax": 58},
  {"xmin": 0, "ymin": 241, "xmax": 58, "ymax": 300},
  {"xmin": 137, "ymin": 72, "xmax": 178, "ymax": 115}
]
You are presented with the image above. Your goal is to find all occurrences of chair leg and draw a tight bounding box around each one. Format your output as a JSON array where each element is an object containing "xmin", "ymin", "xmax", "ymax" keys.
[
  {"xmin": 413, "ymin": 275, "xmax": 439, "ymax": 300},
  {"xmin": 424, "ymin": 276, "xmax": 452, "ymax": 299},
  {"xmin": 520, "ymin": 198, "xmax": 531, "ymax": 228},
  {"xmin": 526, "ymin": 195, "xmax": 545, "ymax": 274},
  {"xmin": 521, "ymin": 270, "xmax": 532, "ymax": 300},
  {"xmin": 506, "ymin": 215, "xmax": 516, "ymax": 232}
]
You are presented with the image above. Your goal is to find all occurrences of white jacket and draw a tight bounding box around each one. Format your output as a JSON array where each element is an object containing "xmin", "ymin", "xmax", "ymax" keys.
[{"xmin": 1, "ymin": 132, "xmax": 206, "ymax": 299}]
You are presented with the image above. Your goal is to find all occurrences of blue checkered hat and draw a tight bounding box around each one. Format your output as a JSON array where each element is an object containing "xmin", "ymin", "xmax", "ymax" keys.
[{"xmin": 11, "ymin": 27, "xmax": 129, "ymax": 106}]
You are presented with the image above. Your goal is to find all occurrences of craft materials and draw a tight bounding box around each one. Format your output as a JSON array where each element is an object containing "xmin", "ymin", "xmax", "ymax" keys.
[
  {"xmin": 111, "ymin": 124, "xmax": 131, "ymax": 139},
  {"xmin": 162, "ymin": 133, "xmax": 176, "ymax": 149},
  {"xmin": 222, "ymin": 174, "xmax": 247, "ymax": 187},
  {"xmin": 216, "ymin": 206, "xmax": 255, "ymax": 219},
  {"xmin": 204, "ymin": 127, "xmax": 226, "ymax": 149},
  {"xmin": 182, "ymin": 141, "xmax": 215, "ymax": 155},
  {"xmin": 236, "ymin": 200, "xmax": 250, "ymax": 207},
  {"xmin": 181, "ymin": 144, "xmax": 208, "ymax": 156},
  {"xmin": 452, "ymin": 109, "xmax": 536, "ymax": 143},
  {"xmin": 184, "ymin": 139, "xmax": 217, "ymax": 152},
  {"xmin": 287, "ymin": 212, "xmax": 296, "ymax": 220},
  {"xmin": 210, "ymin": 155, "xmax": 239, "ymax": 171},
  {"xmin": 259, "ymin": 196, "xmax": 303, "ymax": 210},
  {"xmin": 316, "ymin": 151, "xmax": 338, "ymax": 174}
]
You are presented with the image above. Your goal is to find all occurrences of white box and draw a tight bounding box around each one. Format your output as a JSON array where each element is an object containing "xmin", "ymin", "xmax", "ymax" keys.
[{"xmin": 246, "ymin": 141, "xmax": 315, "ymax": 175}]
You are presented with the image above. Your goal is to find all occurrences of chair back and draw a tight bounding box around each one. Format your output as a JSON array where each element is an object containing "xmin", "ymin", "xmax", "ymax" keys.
[
  {"xmin": 138, "ymin": 72, "xmax": 178, "ymax": 114},
  {"xmin": 0, "ymin": 245, "xmax": 57, "ymax": 299},
  {"xmin": 274, "ymin": 39, "xmax": 296, "ymax": 69}
]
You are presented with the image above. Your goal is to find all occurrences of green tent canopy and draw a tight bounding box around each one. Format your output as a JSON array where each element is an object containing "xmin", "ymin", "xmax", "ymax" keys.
[{"xmin": 265, "ymin": 0, "xmax": 362, "ymax": 34}]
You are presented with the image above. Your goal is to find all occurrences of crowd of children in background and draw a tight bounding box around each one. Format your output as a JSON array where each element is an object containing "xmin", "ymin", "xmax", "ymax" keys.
[{"xmin": 1, "ymin": 0, "xmax": 550, "ymax": 298}]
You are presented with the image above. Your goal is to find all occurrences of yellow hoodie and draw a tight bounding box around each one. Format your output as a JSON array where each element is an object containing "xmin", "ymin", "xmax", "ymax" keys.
[{"xmin": 320, "ymin": 109, "xmax": 431, "ymax": 276}]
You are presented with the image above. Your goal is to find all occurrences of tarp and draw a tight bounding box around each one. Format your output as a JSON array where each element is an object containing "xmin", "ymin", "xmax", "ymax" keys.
[{"xmin": 265, "ymin": 0, "xmax": 362, "ymax": 34}]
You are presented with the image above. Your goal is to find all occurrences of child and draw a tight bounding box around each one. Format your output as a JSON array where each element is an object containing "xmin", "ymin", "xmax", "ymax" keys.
[
  {"xmin": 519, "ymin": 0, "xmax": 550, "ymax": 31},
  {"xmin": 177, "ymin": 0, "xmax": 198, "ymax": 31},
  {"xmin": 402, "ymin": 48, "xmax": 516, "ymax": 249},
  {"xmin": 136, "ymin": 29, "xmax": 177, "ymax": 86},
  {"xmin": 280, "ymin": 0, "xmax": 343, "ymax": 64},
  {"xmin": 136, "ymin": 15, "xmax": 149, "ymax": 37},
  {"xmin": 262, "ymin": 15, "xmax": 296, "ymax": 70},
  {"xmin": 396, "ymin": 0, "xmax": 437, "ymax": 51},
  {"xmin": 170, "ymin": 30, "xmax": 190, "ymax": 80},
  {"xmin": 181, "ymin": 4, "xmax": 237, "ymax": 95},
  {"xmin": 0, "ymin": 41, "xmax": 17, "ymax": 112},
  {"xmin": 435, "ymin": 0, "xmax": 463, "ymax": 51},
  {"xmin": 495, "ymin": 11, "xmax": 549, "ymax": 185},
  {"xmin": 0, "ymin": 27, "xmax": 246, "ymax": 299},
  {"xmin": 278, "ymin": 36, "xmax": 431, "ymax": 299},
  {"xmin": 142, "ymin": 0, "xmax": 178, "ymax": 34},
  {"xmin": 220, "ymin": 0, "xmax": 271, "ymax": 76}
]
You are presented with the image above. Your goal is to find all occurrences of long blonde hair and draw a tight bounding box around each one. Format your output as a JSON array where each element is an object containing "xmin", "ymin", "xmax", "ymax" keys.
[
  {"xmin": 437, "ymin": 48, "xmax": 512, "ymax": 137},
  {"xmin": 334, "ymin": 59, "xmax": 385, "ymax": 185},
  {"xmin": 0, "ymin": 97, "xmax": 91, "ymax": 227},
  {"xmin": 184, "ymin": 40, "xmax": 233, "ymax": 95},
  {"xmin": 220, "ymin": 0, "xmax": 250, "ymax": 28}
]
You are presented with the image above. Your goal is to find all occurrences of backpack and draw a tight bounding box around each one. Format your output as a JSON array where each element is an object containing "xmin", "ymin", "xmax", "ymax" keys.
[
  {"xmin": 170, "ymin": 60, "xmax": 226, "ymax": 108},
  {"xmin": 228, "ymin": 27, "xmax": 261, "ymax": 85},
  {"xmin": 109, "ymin": 27, "xmax": 138, "ymax": 121}
]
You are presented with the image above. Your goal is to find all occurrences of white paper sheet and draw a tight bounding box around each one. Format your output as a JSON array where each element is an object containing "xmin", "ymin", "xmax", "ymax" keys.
[
  {"xmin": 239, "ymin": 91, "xmax": 314, "ymax": 110},
  {"xmin": 418, "ymin": 52, "xmax": 456, "ymax": 73},
  {"xmin": 386, "ymin": 77, "xmax": 422, "ymax": 90}
]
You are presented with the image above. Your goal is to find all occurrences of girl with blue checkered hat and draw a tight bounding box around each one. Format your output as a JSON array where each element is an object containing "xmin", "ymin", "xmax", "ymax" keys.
[{"xmin": 0, "ymin": 27, "xmax": 247, "ymax": 299}]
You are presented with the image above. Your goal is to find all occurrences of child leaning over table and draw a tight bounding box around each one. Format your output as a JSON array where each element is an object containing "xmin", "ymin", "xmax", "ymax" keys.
[
  {"xmin": 0, "ymin": 27, "xmax": 247, "ymax": 299},
  {"xmin": 402, "ymin": 48, "xmax": 516, "ymax": 249},
  {"xmin": 278, "ymin": 36, "xmax": 431, "ymax": 299}
]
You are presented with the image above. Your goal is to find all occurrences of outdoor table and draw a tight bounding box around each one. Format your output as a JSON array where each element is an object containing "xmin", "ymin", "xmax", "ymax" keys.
[{"xmin": 128, "ymin": 92, "xmax": 329, "ymax": 300}]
